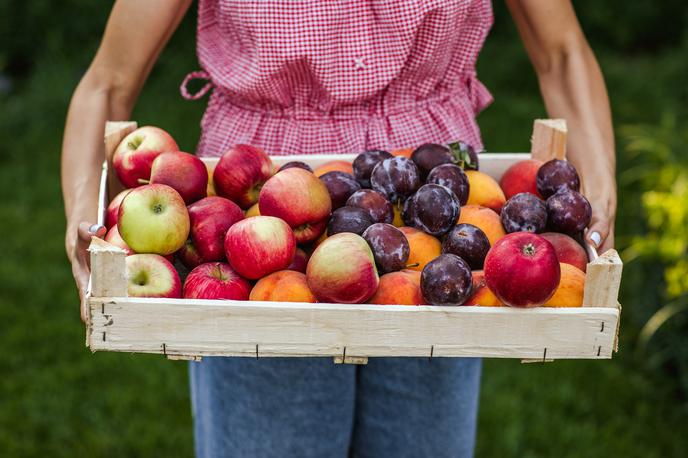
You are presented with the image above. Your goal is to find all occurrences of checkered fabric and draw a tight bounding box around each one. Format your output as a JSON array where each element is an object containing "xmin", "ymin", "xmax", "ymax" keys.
[{"xmin": 182, "ymin": 0, "xmax": 493, "ymax": 157}]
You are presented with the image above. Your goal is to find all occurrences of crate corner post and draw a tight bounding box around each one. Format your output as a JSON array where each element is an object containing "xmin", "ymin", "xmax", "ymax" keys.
[{"xmin": 531, "ymin": 118, "xmax": 567, "ymax": 161}]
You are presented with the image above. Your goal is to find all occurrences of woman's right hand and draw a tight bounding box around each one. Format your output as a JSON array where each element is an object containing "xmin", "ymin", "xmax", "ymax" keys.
[{"xmin": 67, "ymin": 222, "xmax": 107, "ymax": 323}]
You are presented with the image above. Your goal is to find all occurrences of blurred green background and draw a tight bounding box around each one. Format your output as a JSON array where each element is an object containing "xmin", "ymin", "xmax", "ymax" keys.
[{"xmin": 1, "ymin": 1, "xmax": 688, "ymax": 456}]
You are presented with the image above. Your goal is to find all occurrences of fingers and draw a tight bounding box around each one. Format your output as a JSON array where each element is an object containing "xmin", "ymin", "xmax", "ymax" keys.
[
  {"xmin": 78, "ymin": 222, "xmax": 106, "ymax": 243},
  {"xmin": 586, "ymin": 210, "xmax": 612, "ymax": 251}
]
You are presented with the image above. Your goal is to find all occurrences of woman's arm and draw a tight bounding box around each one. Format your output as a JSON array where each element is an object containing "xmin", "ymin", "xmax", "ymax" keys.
[
  {"xmin": 62, "ymin": 0, "xmax": 192, "ymax": 321},
  {"xmin": 507, "ymin": 0, "xmax": 616, "ymax": 251}
]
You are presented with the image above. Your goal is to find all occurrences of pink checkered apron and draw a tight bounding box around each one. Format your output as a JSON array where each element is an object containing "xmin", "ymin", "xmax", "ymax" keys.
[{"xmin": 181, "ymin": 0, "xmax": 493, "ymax": 157}]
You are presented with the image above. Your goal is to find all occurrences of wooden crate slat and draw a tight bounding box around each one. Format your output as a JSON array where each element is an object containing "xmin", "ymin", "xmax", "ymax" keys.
[{"xmin": 88, "ymin": 298, "xmax": 618, "ymax": 360}]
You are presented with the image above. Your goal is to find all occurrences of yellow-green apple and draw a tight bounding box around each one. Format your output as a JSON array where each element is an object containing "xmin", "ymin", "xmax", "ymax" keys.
[
  {"xmin": 540, "ymin": 232, "xmax": 588, "ymax": 272},
  {"xmin": 105, "ymin": 225, "xmax": 134, "ymax": 255},
  {"xmin": 224, "ymin": 216, "xmax": 296, "ymax": 280},
  {"xmin": 113, "ymin": 126, "xmax": 178, "ymax": 188},
  {"xmin": 118, "ymin": 184, "xmax": 189, "ymax": 255},
  {"xmin": 286, "ymin": 247, "xmax": 309, "ymax": 273},
  {"xmin": 182, "ymin": 262, "xmax": 251, "ymax": 300},
  {"xmin": 259, "ymin": 168, "xmax": 332, "ymax": 244},
  {"xmin": 177, "ymin": 238, "xmax": 204, "ymax": 270},
  {"xmin": 213, "ymin": 145, "xmax": 273, "ymax": 208},
  {"xmin": 484, "ymin": 232, "xmax": 560, "ymax": 307},
  {"xmin": 187, "ymin": 196, "xmax": 244, "ymax": 262},
  {"xmin": 105, "ymin": 189, "xmax": 130, "ymax": 229},
  {"xmin": 149, "ymin": 151, "xmax": 208, "ymax": 204},
  {"xmin": 125, "ymin": 254, "xmax": 181, "ymax": 298},
  {"xmin": 306, "ymin": 233, "xmax": 379, "ymax": 303}
]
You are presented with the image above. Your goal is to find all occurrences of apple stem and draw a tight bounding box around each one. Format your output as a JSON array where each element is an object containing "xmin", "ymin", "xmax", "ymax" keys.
[
  {"xmin": 137, "ymin": 178, "xmax": 150, "ymax": 185},
  {"xmin": 405, "ymin": 262, "xmax": 420, "ymax": 268}
]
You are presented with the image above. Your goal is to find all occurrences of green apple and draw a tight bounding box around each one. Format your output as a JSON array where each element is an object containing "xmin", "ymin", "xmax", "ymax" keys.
[{"xmin": 118, "ymin": 184, "xmax": 189, "ymax": 255}]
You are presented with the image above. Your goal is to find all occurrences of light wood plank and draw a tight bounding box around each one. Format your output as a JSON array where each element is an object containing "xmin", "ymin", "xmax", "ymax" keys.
[
  {"xmin": 88, "ymin": 238, "xmax": 127, "ymax": 298},
  {"xmin": 531, "ymin": 119, "xmax": 567, "ymax": 160},
  {"xmin": 88, "ymin": 298, "xmax": 619, "ymax": 360},
  {"xmin": 583, "ymin": 249, "xmax": 623, "ymax": 308}
]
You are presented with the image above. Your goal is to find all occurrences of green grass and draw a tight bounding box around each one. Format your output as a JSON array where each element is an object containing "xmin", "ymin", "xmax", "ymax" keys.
[{"xmin": 1, "ymin": 9, "xmax": 687, "ymax": 458}]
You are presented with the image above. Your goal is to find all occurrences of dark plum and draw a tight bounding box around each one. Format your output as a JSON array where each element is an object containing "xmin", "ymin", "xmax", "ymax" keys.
[
  {"xmin": 536, "ymin": 159, "xmax": 580, "ymax": 198},
  {"xmin": 370, "ymin": 157, "xmax": 421, "ymax": 204},
  {"xmin": 546, "ymin": 189, "xmax": 592, "ymax": 234},
  {"xmin": 500, "ymin": 192, "xmax": 548, "ymax": 233},
  {"xmin": 448, "ymin": 141, "xmax": 479, "ymax": 171},
  {"xmin": 426, "ymin": 164, "xmax": 470, "ymax": 205},
  {"xmin": 401, "ymin": 197, "xmax": 416, "ymax": 226},
  {"xmin": 442, "ymin": 223, "xmax": 490, "ymax": 269},
  {"xmin": 352, "ymin": 150, "xmax": 393, "ymax": 188},
  {"xmin": 411, "ymin": 143, "xmax": 453, "ymax": 179},
  {"xmin": 346, "ymin": 189, "xmax": 393, "ymax": 224},
  {"xmin": 279, "ymin": 161, "xmax": 313, "ymax": 173},
  {"xmin": 420, "ymin": 254, "xmax": 473, "ymax": 306},
  {"xmin": 362, "ymin": 223, "xmax": 410, "ymax": 274},
  {"xmin": 319, "ymin": 171, "xmax": 361, "ymax": 210},
  {"xmin": 327, "ymin": 206, "xmax": 374, "ymax": 236},
  {"xmin": 409, "ymin": 184, "xmax": 460, "ymax": 237}
]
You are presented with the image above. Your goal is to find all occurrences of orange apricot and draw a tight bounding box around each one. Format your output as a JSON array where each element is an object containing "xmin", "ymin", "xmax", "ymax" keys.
[
  {"xmin": 466, "ymin": 170, "xmax": 506, "ymax": 214},
  {"xmin": 464, "ymin": 270, "xmax": 504, "ymax": 306},
  {"xmin": 398, "ymin": 226, "xmax": 441, "ymax": 272},
  {"xmin": 249, "ymin": 270, "xmax": 316, "ymax": 303},
  {"xmin": 313, "ymin": 160, "xmax": 354, "ymax": 177},
  {"xmin": 544, "ymin": 263, "xmax": 585, "ymax": 307},
  {"xmin": 457, "ymin": 205, "xmax": 506, "ymax": 246},
  {"xmin": 368, "ymin": 270, "xmax": 426, "ymax": 305}
]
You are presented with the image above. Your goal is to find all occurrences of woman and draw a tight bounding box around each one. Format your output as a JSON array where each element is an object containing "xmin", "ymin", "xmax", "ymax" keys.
[{"xmin": 62, "ymin": 1, "xmax": 616, "ymax": 456}]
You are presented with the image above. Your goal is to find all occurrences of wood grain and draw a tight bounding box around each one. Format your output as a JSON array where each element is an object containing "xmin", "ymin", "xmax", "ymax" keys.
[
  {"xmin": 88, "ymin": 297, "xmax": 619, "ymax": 360},
  {"xmin": 531, "ymin": 119, "xmax": 567, "ymax": 161},
  {"xmin": 583, "ymin": 249, "xmax": 623, "ymax": 308}
]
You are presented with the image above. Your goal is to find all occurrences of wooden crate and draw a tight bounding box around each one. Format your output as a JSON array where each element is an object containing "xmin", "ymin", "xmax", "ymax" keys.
[{"xmin": 87, "ymin": 121, "xmax": 622, "ymax": 364}]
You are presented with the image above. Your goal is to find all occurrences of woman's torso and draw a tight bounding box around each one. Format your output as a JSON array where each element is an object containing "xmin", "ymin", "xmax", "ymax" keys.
[{"xmin": 184, "ymin": 0, "xmax": 493, "ymax": 156}]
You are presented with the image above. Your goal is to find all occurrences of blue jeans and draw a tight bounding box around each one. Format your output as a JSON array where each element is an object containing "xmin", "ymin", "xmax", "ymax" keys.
[{"xmin": 190, "ymin": 357, "xmax": 481, "ymax": 458}]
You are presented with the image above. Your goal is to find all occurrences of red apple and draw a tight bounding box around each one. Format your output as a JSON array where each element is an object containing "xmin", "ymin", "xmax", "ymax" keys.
[
  {"xmin": 149, "ymin": 151, "xmax": 208, "ymax": 204},
  {"xmin": 105, "ymin": 190, "xmax": 130, "ymax": 229},
  {"xmin": 118, "ymin": 184, "xmax": 189, "ymax": 255},
  {"xmin": 259, "ymin": 168, "xmax": 332, "ymax": 244},
  {"xmin": 224, "ymin": 216, "xmax": 296, "ymax": 280},
  {"xmin": 105, "ymin": 225, "xmax": 134, "ymax": 255},
  {"xmin": 306, "ymin": 232, "xmax": 379, "ymax": 303},
  {"xmin": 183, "ymin": 262, "xmax": 251, "ymax": 300},
  {"xmin": 177, "ymin": 238, "xmax": 204, "ymax": 270},
  {"xmin": 499, "ymin": 159, "xmax": 543, "ymax": 199},
  {"xmin": 540, "ymin": 232, "xmax": 588, "ymax": 272},
  {"xmin": 286, "ymin": 247, "xmax": 309, "ymax": 273},
  {"xmin": 213, "ymin": 145, "xmax": 273, "ymax": 208},
  {"xmin": 187, "ymin": 196, "xmax": 244, "ymax": 262},
  {"xmin": 484, "ymin": 232, "xmax": 560, "ymax": 307},
  {"xmin": 113, "ymin": 126, "xmax": 178, "ymax": 188},
  {"xmin": 125, "ymin": 254, "xmax": 181, "ymax": 298}
]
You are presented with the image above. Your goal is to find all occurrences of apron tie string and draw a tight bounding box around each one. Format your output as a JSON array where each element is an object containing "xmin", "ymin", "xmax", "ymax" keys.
[{"xmin": 181, "ymin": 70, "xmax": 214, "ymax": 100}]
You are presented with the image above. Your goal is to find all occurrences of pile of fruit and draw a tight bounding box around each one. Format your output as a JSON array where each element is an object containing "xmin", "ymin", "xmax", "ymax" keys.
[{"xmin": 105, "ymin": 126, "xmax": 592, "ymax": 308}]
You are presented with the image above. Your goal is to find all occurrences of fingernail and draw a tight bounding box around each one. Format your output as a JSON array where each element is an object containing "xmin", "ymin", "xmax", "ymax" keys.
[
  {"xmin": 89, "ymin": 224, "xmax": 104, "ymax": 235},
  {"xmin": 590, "ymin": 231, "xmax": 601, "ymax": 247}
]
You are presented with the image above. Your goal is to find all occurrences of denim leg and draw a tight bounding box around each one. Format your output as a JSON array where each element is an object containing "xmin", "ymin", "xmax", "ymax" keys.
[
  {"xmin": 190, "ymin": 357, "xmax": 356, "ymax": 458},
  {"xmin": 351, "ymin": 357, "xmax": 482, "ymax": 458}
]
